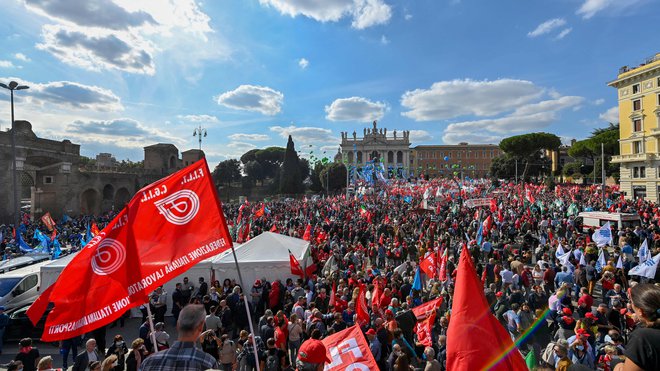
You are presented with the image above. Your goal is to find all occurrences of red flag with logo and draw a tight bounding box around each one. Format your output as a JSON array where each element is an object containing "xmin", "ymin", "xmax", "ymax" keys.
[
  {"xmin": 27, "ymin": 158, "xmax": 233, "ymax": 342},
  {"xmin": 270, "ymin": 224, "xmax": 278, "ymax": 233},
  {"xmin": 412, "ymin": 296, "xmax": 443, "ymax": 320},
  {"xmin": 419, "ymin": 253, "xmax": 437, "ymax": 278},
  {"xmin": 289, "ymin": 249, "xmax": 304, "ymax": 277},
  {"xmin": 41, "ymin": 212, "xmax": 56, "ymax": 231},
  {"xmin": 446, "ymin": 245, "xmax": 526, "ymax": 370},
  {"xmin": 415, "ymin": 309, "xmax": 436, "ymax": 346},
  {"xmin": 321, "ymin": 325, "xmax": 378, "ymax": 371}
]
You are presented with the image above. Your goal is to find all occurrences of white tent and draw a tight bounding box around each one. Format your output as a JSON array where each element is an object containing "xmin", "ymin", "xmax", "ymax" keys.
[
  {"xmin": 213, "ymin": 232, "xmax": 310, "ymax": 289},
  {"xmin": 40, "ymin": 252, "xmax": 79, "ymax": 290}
]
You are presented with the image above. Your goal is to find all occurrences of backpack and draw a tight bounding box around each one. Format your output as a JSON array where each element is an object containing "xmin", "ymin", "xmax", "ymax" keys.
[{"xmin": 265, "ymin": 349, "xmax": 280, "ymax": 371}]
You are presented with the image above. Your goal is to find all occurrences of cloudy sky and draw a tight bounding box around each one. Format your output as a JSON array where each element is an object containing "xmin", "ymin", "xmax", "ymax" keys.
[{"xmin": 0, "ymin": 0, "xmax": 656, "ymax": 164}]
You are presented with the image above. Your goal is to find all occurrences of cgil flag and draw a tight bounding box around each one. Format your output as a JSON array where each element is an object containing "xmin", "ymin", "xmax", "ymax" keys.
[
  {"xmin": 27, "ymin": 158, "xmax": 233, "ymax": 341},
  {"xmin": 321, "ymin": 325, "xmax": 378, "ymax": 371},
  {"xmin": 592, "ymin": 222, "xmax": 613, "ymax": 247},
  {"xmin": 555, "ymin": 242, "xmax": 565, "ymax": 259},
  {"xmin": 629, "ymin": 253, "xmax": 660, "ymax": 279},
  {"xmin": 638, "ymin": 239, "xmax": 649, "ymax": 263},
  {"xmin": 446, "ymin": 245, "xmax": 527, "ymax": 370}
]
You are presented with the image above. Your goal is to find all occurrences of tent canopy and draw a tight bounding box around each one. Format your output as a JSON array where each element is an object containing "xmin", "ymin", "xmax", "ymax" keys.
[{"xmin": 213, "ymin": 232, "xmax": 310, "ymax": 288}]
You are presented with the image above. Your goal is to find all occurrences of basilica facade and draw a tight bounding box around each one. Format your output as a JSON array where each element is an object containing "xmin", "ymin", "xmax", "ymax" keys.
[{"xmin": 339, "ymin": 121, "xmax": 411, "ymax": 178}]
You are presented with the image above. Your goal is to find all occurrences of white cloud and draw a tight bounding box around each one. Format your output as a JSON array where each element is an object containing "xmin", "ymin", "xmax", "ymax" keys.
[
  {"xmin": 576, "ymin": 0, "xmax": 645, "ymax": 19},
  {"xmin": 527, "ymin": 18, "xmax": 566, "ymax": 38},
  {"xmin": 0, "ymin": 60, "xmax": 19, "ymax": 68},
  {"xmin": 0, "ymin": 77, "xmax": 123, "ymax": 111},
  {"xmin": 401, "ymin": 79, "xmax": 543, "ymax": 121},
  {"xmin": 555, "ymin": 28, "xmax": 572, "ymax": 40},
  {"xmin": 227, "ymin": 141, "xmax": 257, "ymax": 152},
  {"xmin": 37, "ymin": 24, "xmax": 155, "ymax": 75},
  {"xmin": 441, "ymin": 94, "xmax": 584, "ymax": 144},
  {"xmin": 216, "ymin": 85, "xmax": 284, "ymax": 116},
  {"xmin": 593, "ymin": 98, "xmax": 605, "ymax": 105},
  {"xmin": 13, "ymin": 53, "xmax": 31, "ymax": 62},
  {"xmin": 407, "ymin": 130, "xmax": 432, "ymax": 143},
  {"xmin": 325, "ymin": 96, "xmax": 387, "ymax": 122},
  {"xmin": 228, "ymin": 133, "xmax": 270, "ymax": 141},
  {"xmin": 270, "ymin": 125, "xmax": 336, "ymax": 143},
  {"xmin": 177, "ymin": 114, "xmax": 219, "ymax": 123},
  {"xmin": 351, "ymin": 0, "xmax": 392, "ymax": 29},
  {"xmin": 60, "ymin": 118, "xmax": 179, "ymax": 149},
  {"xmin": 599, "ymin": 106, "xmax": 619, "ymax": 123},
  {"xmin": 259, "ymin": 0, "xmax": 391, "ymax": 29},
  {"xmin": 380, "ymin": 35, "xmax": 389, "ymax": 45},
  {"xmin": 298, "ymin": 58, "xmax": 309, "ymax": 69}
]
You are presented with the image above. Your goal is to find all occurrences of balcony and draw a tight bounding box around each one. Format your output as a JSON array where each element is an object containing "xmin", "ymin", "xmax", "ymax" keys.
[{"xmin": 611, "ymin": 153, "xmax": 650, "ymax": 163}]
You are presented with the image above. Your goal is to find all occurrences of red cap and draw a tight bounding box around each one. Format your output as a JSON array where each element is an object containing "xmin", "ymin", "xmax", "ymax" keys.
[
  {"xmin": 495, "ymin": 292, "xmax": 503, "ymax": 297},
  {"xmin": 576, "ymin": 328, "xmax": 590, "ymax": 337},
  {"xmin": 385, "ymin": 309, "xmax": 394, "ymax": 317},
  {"xmin": 298, "ymin": 339, "xmax": 331, "ymax": 364},
  {"xmin": 585, "ymin": 312, "xmax": 595, "ymax": 319},
  {"xmin": 562, "ymin": 307, "xmax": 572, "ymax": 316},
  {"xmin": 365, "ymin": 329, "xmax": 377, "ymax": 336}
]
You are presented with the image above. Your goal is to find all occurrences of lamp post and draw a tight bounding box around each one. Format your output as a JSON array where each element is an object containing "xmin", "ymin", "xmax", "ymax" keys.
[
  {"xmin": 192, "ymin": 125, "xmax": 207, "ymax": 151},
  {"xmin": 0, "ymin": 81, "xmax": 29, "ymax": 232}
]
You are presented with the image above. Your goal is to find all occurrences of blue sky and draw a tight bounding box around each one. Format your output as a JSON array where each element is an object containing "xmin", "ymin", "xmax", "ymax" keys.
[{"xmin": 0, "ymin": 0, "xmax": 658, "ymax": 165}]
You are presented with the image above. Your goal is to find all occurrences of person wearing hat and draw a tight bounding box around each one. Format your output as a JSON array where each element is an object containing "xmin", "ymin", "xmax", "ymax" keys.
[
  {"xmin": 296, "ymin": 338, "xmax": 331, "ymax": 371},
  {"xmin": 568, "ymin": 329, "xmax": 594, "ymax": 369},
  {"xmin": 365, "ymin": 328, "xmax": 384, "ymax": 369},
  {"xmin": 553, "ymin": 339, "xmax": 572, "ymax": 371},
  {"xmin": 0, "ymin": 305, "xmax": 7, "ymax": 354}
]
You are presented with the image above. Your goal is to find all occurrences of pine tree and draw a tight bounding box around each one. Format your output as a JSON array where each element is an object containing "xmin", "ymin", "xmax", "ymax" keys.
[{"xmin": 279, "ymin": 135, "xmax": 303, "ymax": 194}]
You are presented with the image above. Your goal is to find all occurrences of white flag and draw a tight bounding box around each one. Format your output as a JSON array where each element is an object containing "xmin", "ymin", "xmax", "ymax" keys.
[
  {"xmin": 559, "ymin": 251, "xmax": 574, "ymax": 271},
  {"xmin": 579, "ymin": 252, "xmax": 586, "ymax": 266},
  {"xmin": 629, "ymin": 253, "xmax": 660, "ymax": 279},
  {"xmin": 616, "ymin": 255, "xmax": 623, "ymax": 269},
  {"xmin": 596, "ymin": 249, "xmax": 607, "ymax": 272},
  {"xmin": 638, "ymin": 239, "xmax": 649, "ymax": 263},
  {"xmin": 573, "ymin": 249, "xmax": 582, "ymax": 260},
  {"xmin": 592, "ymin": 222, "xmax": 613, "ymax": 247},
  {"xmin": 555, "ymin": 243, "xmax": 566, "ymax": 259}
]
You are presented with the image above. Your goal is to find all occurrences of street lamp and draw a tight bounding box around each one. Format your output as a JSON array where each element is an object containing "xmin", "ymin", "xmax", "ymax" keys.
[
  {"xmin": 192, "ymin": 125, "xmax": 207, "ymax": 151},
  {"xmin": 0, "ymin": 81, "xmax": 29, "ymax": 233}
]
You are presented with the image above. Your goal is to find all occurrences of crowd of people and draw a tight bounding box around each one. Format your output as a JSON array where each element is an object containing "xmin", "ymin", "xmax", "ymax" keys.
[{"xmin": 1, "ymin": 179, "xmax": 660, "ymax": 371}]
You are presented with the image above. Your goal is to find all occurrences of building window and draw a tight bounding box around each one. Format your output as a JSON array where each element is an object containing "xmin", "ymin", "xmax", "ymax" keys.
[
  {"xmin": 634, "ymin": 167, "xmax": 639, "ymax": 178},
  {"xmin": 466, "ymin": 151, "xmax": 470, "ymax": 158},
  {"xmin": 657, "ymin": 93, "xmax": 660, "ymax": 105},
  {"xmin": 457, "ymin": 151, "xmax": 461, "ymax": 159},
  {"xmin": 641, "ymin": 166, "xmax": 646, "ymax": 178},
  {"xmin": 632, "ymin": 83, "xmax": 640, "ymax": 94},
  {"xmin": 43, "ymin": 176, "xmax": 53, "ymax": 184},
  {"xmin": 633, "ymin": 141, "xmax": 642, "ymax": 154},
  {"xmin": 633, "ymin": 99, "xmax": 641, "ymax": 111},
  {"xmin": 633, "ymin": 119, "xmax": 642, "ymax": 132}
]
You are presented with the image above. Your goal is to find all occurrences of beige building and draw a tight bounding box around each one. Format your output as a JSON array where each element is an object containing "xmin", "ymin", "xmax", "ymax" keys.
[
  {"xmin": 610, "ymin": 53, "xmax": 660, "ymax": 200},
  {"xmin": 411, "ymin": 143, "xmax": 501, "ymax": 178}
]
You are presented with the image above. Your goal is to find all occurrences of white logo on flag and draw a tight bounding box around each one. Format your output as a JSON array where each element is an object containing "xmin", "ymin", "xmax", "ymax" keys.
[
  {"xmin": 91, "ymin": 238, "xmax": 126, "ymax": 276},
  {"xmin": 155, "ymin": 190, "xmax": 200, "ymax": 225}
]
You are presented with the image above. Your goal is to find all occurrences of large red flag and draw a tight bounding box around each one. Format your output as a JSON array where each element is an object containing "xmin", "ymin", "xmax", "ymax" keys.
[
  {"xmin": 289, "ymin": 249, "xmax": 304, "ymax": 277},
  {"xmin": 321, "ymin": 325, "xmax": 378, "ymax": 371},
  {"xmin": 356, "ymin": 284, "xmax": 369, "ymax": 327},
  {"xmin": 27, "ymin": 158, "xmax": 233, "ymax": 342},
  {"xmin": 412, "ymin": 296, "xmax": 443, "ymax": 320},
  {"xmin": 302, "ymin": 224, "xmax": 311, "ymax": 241},
  {"xmin": 415, "ymin": 310, "xmax": 436, "ymax": 347},
  {"xmin": 419, "ymin": 253, "xmax": 437, "ymax": 278},
  {"xmin": 446, "ymin": 246, "xmax": 527, "ymax": 370}
]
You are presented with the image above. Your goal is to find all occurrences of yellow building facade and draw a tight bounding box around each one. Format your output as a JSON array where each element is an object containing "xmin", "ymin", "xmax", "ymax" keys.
[{"xmin": 610, "ymin": 53, "xmax": 660, "ymax": 200}]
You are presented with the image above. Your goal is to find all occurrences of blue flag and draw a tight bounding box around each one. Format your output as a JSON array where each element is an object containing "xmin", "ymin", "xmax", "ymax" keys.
[
  {"xmin": 33, "ymin": 229, "xmax": 50, "ymax": 251},
  {"xmin": 85, "ymin": 223, "xmax": 92, "ymax": 243},
  {"xmin": 61, "ymin": 214, "xmax": 71, "ymax": 223},
  {"xmin": 17, "ymin": 231, "xmax": 34, "ymax": 252},
  {"xmin": 403, "ymin": 196, "xmax": 412, "ymax": 203},
  {"xmin": 411, "ymin": 266, "xmax": 422, "ymax": 293},
  {"xmin": 476, "ymin": 222, "xmax": 484, "ymax": 246},
  {"xmin": 52, "ymin": 238, "xmax": 62, "ymax": 260}
]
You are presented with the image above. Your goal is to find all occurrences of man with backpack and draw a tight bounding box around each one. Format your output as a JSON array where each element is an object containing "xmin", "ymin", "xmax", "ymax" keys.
[{"xmin": 263, "ymin": 338, "xmax": 287, "ymax": 371}]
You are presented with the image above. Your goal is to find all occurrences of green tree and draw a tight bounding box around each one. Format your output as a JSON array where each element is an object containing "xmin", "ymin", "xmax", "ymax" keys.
[
  {"xmin": 299, "ymin": 158, "xmax": 310, "ymax": 182},
  {"xmin": 255, "ymin": 147, "xmax": 285, "ymax": 178},
  {"xmin": 240, "ymin": 149, "xmax": 260, "ymax": 165},
  {"xmin": 499, "ymin": 132, "xmax": 561, "ymax": 180},
  {"xmin": 310, "ymin": 162, "xmax": 324, "ymax": 192},
  {"xmin": 319, "ymin": 163, "xmax": 347, "ymax": 192},
  {"xmin": 244, "ymin": 160, "xmax": 265, "ymax": 185},
  {"xmin": 279, "ymin": 135, "xmax": 303, "ymax": 194},
  {"xmin": 213, "ymin": 159, "xmax": 241, "ymax": 186}
]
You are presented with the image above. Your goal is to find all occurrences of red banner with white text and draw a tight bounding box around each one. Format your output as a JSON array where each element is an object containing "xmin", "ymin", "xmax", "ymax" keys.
[
  {"xmin": 28, "ymin": 158, "xmax": 232, "ymax": 341},
  {"xmin": 321, "ymin": 325, "xmax": 378, "ymax": 371}
]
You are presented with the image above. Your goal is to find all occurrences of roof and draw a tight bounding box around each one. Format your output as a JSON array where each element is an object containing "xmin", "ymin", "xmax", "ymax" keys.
[
  {"xmin": 214, "ymin": 232, "xmax": 309, "ymax": 264},
  {"xmin": 182, "ymin": 149, "xmax": 204, "ymax": 154},
  {"xmin": 413, "ymin": 144, "xmax": 499, "ymax": 149},
  {"xmin": 144, "ymin": 143, "xmax": 178, "ymax": 150}
]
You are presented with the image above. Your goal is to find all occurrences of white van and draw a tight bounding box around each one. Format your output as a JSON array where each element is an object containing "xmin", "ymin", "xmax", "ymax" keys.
[
  {"xmin": 0, "ymin": 260, "xmax": 51, "ymax": 312},
  {"xmin": 575, "ymin": 211, "xmax": 642, "ymax": 232}
]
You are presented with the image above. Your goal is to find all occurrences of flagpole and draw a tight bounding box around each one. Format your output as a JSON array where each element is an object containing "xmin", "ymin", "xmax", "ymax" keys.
[
  {"xmin": 145, "ymin": 304, "xmax": 158, "ymax": 354},
  {"xmin": 229, "ymin": 243, "xmax": 261, "ymax": 371}
]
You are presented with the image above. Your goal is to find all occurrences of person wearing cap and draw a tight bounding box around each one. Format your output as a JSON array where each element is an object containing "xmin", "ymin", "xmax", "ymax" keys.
[
  {"xmin": 0, "ymin": 305, "xmax": 7, "ymax": 354},
  {"xmin": 366, "ymin": 328, "xmax": 382, "ymax": 368},
  {"xmin": 296, "ymin": 337, "xmax": 331, "ymax": 371},
  {"xmin": 568, "ymin": 329, "xmax": 594, "ymax": 368}
]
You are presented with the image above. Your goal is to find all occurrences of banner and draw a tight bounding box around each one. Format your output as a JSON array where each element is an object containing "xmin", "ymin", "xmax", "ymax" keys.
[
  {"xmin": 41, "ymin": 212, "xmax": 56, "ymax": 231},
  {"xmin": 415, "ymin": 310, "xmax": 436, "ymax": 347},
  {"xmin": 321, "ymin": 325, "xmax": 378, "ymax": 371},
  {"xmin": 28, "ymin": 158, "xmax": 232, "ymax": 341},
  {"xmin": 464, "ymin": 198, "xmax": 492, "ymax": 208}
]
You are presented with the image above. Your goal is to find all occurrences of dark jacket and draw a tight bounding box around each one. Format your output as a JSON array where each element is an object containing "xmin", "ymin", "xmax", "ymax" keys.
[{"xmin": 72, "ymin": 349, "xmax": 102, "ymax": 371}]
